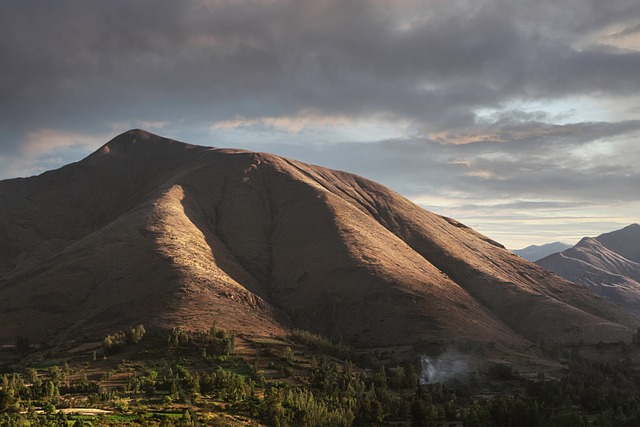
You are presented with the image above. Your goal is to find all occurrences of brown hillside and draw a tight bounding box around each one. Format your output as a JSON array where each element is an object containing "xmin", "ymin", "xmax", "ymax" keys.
[{"xmin": 0, "ymin": 130, "xmax": 635, "ymax": 347}]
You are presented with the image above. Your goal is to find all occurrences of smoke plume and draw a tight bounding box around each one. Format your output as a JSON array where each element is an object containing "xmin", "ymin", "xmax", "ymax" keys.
[{"xmin": 420, "ymin": 350, "xmax": 470, "ymax": 384}]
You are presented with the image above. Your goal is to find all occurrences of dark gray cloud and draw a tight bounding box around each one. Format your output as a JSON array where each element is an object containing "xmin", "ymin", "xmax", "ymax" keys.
[{"xmin": 2, "ymin": 0, "xmax": 640, "ymax": 137}]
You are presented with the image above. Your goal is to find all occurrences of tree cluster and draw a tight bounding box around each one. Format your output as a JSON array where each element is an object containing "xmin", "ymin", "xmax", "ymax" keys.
[
  {"xmin": 167, "ymin": 324, "xmax": 235, "ymax": 358},
  {"xmin": 102, "ymin": 324, "xmax": 146, "ymax": 354}
]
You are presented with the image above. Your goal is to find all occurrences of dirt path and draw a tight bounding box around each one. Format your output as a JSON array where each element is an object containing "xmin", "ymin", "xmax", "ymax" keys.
[{"xmin": 59, "ymin": 408, "xmax": 112, "ymax": 415}]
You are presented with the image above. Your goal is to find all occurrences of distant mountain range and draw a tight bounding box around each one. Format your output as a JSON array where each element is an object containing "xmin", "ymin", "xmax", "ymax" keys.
[
  {"xmin": 537, "ymin": 224, "xmax": 640, "ymax": 316},
  {"xmin": 513, "ymin": 242, "xmax": 572, "ymax": 262},
  {"xmin": 0, "ymin": 130, "xmax": 636, "ymax": 347}
]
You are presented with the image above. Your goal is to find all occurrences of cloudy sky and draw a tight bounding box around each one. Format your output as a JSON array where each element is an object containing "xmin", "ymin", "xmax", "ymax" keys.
[{"xmin": 1, "ymin": 0, "xmax": 639, "ymax": 248}]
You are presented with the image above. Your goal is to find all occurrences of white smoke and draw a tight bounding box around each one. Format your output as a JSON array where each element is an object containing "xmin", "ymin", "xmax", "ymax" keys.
[{"xmin": 420, "ymin": 350, "xmax": 469, "ymax": 384}]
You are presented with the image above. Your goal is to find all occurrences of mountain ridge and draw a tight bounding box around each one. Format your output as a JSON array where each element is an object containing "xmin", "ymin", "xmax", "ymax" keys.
[{"xmin": 0, "ymin": 130, "xmax": 636, "ymax": 347}]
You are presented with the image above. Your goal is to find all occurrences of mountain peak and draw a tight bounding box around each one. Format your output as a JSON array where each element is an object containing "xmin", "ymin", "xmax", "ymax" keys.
[
  {"xmin": 96, "ymin": 129, "xmax": 200, "ymax": 157},
  {"xmin": 575, "ymin": 236, "xmax": 600, "ymax": 248},
  {"xmin": 100, "ymin": 129, "xmax": 156, "ymax": 151}
]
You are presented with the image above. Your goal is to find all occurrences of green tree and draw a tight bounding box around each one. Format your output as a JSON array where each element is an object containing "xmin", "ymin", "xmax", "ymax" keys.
[
  {"xmin": 48, "ymin": 366, "xmax": 62, "ymax": 383},
  {"xmin": 24, "ymin": 367, "xmax": 39, "ymax": 385},
  {"xmin": 281, "ymin": 346, "xmax": 294, "ymax": 364},
  {"xmin": 128, "ymin": 324, "xmax": 146, "ymax": 344}
]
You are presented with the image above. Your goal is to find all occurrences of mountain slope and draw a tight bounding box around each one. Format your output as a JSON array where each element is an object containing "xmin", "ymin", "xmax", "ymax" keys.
[
  {"xmin": 0, "ymin": 130, "xmax": 636, "ymax": 347},
  {"xmin": 596, "ymin": 224, "xmax": 640, "ymax": 263},
  {"xmin": 538, "ymin": 225, "xmax": 640, "ymax": 316},
  {"xmin": 513, "ymin": 242, "xmax": 572, "ymax": 262}
]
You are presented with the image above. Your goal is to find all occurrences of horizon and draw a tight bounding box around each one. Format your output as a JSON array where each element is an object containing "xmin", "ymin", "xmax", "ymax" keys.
[{"xmin": 1, "ymin": 1, "xmax": 638, "ymax": 248}]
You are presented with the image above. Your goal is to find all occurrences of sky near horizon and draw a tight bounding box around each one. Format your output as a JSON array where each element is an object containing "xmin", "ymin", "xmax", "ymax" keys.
[{"xmin": 1, "ymin": 0, "xmax": 639, "ymax": 249}]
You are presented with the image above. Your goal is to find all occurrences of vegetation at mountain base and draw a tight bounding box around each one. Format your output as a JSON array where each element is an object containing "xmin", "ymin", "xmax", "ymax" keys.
[{"xmin": 4, "ymin": 325, "xmax": 640, "ymax": 426}]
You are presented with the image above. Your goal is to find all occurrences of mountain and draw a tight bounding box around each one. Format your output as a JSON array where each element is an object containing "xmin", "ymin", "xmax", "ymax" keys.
[
  {"xmin": 537, "ymin": 224, "xmax": 640, "ymax": 316},
  {"xmin": 513, "ymin": 242, "xmax": 572, "ymax": 262},
  {"xmin": 0, "ymin": 130, "xmax": 636, "ymax": 348}
]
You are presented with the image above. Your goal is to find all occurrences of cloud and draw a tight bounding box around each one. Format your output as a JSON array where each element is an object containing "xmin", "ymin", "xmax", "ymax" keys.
[
  {"xmin": 211, "ymin": 112, "xmax": 356, "ymax": 133},
  {"xmin": 0, "ymin": 129, "xmax": 112, "ymax": 180},
  {"xmin": 608, "ymin": 23, "xmax": 640, "ymax": 38},
  {"xmin": 2, "ymin": 0, "xmax": 640, "ymax": 142},
  {"xmin": 22, "ymin": 129, "xmax": 107, "ymax": 155}
]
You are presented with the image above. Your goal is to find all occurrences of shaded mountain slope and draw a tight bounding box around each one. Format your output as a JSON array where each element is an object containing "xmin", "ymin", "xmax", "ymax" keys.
[
  {"xmin": 596, "ymin": 224, "xmax": 640, "ymax": 263},
  {"xmin": 0, "ymin": 130, "xmax": 636, "ymax": 347},
  {"xmin": 538, "ymin": 226, "xmax": 640, "ymax": 316}
]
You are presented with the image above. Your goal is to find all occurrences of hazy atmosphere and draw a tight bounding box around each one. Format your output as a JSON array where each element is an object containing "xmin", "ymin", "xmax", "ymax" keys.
[{"xmin": 1, "ymin": 0, "xmax": 639, "ymax": 248}]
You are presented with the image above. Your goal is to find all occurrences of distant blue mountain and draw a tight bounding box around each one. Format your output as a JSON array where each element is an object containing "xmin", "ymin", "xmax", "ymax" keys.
[{"xmin": 513, "ymin": 242, "xmax": 572, "ymax": 262}]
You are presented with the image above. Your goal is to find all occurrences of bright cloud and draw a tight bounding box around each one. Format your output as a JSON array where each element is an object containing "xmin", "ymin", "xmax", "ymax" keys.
[{"xmin": 22, "ymin": 129, "xmax": 108, "ymax": 155}]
